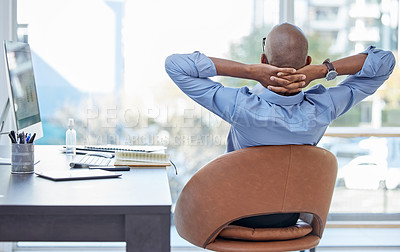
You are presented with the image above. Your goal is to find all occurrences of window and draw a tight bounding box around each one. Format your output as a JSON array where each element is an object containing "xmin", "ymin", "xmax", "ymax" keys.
[
  {"xmin": 295, "ymin": 0, "xmax": 400, "ymax": 215},
  {"xmin": 16, "ymin": 0, "xmax": 257, "ymax": 205},
  {"xmin": 17, "ymin": 0, "xmax": 400, "ymax": 218}
]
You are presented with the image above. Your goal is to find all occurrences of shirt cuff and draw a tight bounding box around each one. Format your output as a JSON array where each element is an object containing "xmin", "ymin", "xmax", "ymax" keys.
[
  {"xmin": 192, "ymin": 51, "xmax": 218, "ymax": 78},
  {"xmin": 359, "ymin": 45, "xmax": 376, "ymax": 55},
  {"xmin": 355, "ymin": 46, "xmax": 384, "ymax": 78}
]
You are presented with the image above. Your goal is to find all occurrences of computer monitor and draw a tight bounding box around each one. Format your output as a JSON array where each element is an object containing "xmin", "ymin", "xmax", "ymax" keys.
[{"xmin": 0, "ymin": 40, "xmax": 43, "ymax": 162}]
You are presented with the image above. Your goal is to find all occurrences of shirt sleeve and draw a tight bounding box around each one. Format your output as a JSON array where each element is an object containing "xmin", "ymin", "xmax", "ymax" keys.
[
  {"xmin": 327, "ymin": 46, "xmax": 396, "ymax": 119},
  {"xmin": 165, "ymin": 52, "xmax": 239, "ymax": 123}
]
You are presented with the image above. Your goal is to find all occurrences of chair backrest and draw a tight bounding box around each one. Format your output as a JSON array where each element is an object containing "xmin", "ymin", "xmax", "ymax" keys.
[{"xmin": 174, "ymin": 145, "xmax": 338, "ymax": 248}]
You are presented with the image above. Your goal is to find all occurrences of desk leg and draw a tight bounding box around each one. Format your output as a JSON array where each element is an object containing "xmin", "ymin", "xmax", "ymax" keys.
[{"xmin": 125, "ymin": 214, "xmax": 170, "ymax": 252}]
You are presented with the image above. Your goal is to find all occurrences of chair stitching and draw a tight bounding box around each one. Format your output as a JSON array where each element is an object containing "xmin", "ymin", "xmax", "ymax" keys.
[
  {"xmin": 203, "ymin": 221, "xmax": 231, "ymax": 248},
  {"xmin": 281, "ymin": 145, "xmax": 292, "ymax": 211}
]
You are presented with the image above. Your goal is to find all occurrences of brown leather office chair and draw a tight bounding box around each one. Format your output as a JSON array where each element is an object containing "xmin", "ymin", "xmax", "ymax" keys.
[{"xmin": 174, "ymin": 145, "xmax": 337, "ymax": 252}]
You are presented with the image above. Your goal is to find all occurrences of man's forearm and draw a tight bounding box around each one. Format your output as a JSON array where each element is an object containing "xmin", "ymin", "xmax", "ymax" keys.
[
  {"xmin": 211, "ymin": 53, "xmax": 367, "ymax": 85},
  {"xmin": 297, "ymin": 54, "xmax": 368, "ymax": 84},
  {"xmin": 209, "ymin": 57, "xmax": 253, "ymax": 80},
  {"xmin": 332, "ymin": 54, "xmax": 368, "ymax": 76},
  {"xmin": 210, "ymin": 57, "xmax": 299, "ymax": 81}
]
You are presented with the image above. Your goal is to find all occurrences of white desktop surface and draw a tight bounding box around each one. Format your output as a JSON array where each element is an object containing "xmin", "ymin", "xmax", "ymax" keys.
[{"xmin": 0, "ymin": 157, "xmax": 11, "ymax": 165}]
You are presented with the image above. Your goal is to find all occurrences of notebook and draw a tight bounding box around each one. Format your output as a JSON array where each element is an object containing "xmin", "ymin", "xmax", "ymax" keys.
[
  {"xmin": 62, "ymin": 145, "xmax": 166, "ymax": 154},
  {"xmin": 114, "ymin": 151, "xmax": 170, "ymax": 167},
  {"xmin": 81, "ymin": 145, "xmax": 166, "ymax": 153},
  {"xmin": 35, "ymin": 169, "xmax": 122, "ymax": 181}
]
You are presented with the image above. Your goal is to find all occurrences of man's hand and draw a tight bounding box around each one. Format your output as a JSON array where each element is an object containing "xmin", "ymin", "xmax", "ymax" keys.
[
  {"xmin": 268, "ymin": 54, "xmax": 368, "ymax": 94},
  {"xmin": 267, "ymin": 64, "xmax": 327, "ymax": 94},
  {"xmin": 268, "ymin": 73, "xmax": 307, "ymax": 95},
  {"xmin": 210, "ymin": 57, "xmax": 307, "ymax": 95},
  {"xmin": 249, "ymin": 64, "xmax": 306, "ymax": 95}
]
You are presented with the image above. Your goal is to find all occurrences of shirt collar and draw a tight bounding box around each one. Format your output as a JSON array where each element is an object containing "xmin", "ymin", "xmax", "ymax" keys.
[{"xmin": 251, "ymin": 83, "xmax": 304, "ymax": 105}]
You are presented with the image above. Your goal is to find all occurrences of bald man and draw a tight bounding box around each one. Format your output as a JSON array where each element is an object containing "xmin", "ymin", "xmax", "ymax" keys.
[
  {"xmin": 166, "ymin": 23, "xmax": 395, "ymax": 228},
  {"xmin": 264, "ymin": 23, "xmax": 310, "ymax": 69}
]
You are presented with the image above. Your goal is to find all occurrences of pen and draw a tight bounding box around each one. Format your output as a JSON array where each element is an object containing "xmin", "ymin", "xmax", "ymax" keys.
[
  {"xmin": 28, "ymin": 133, "xmax": 36, "ymax": 143},
  {"xmin": 10, "ymin": 130, "xmax": 16, "ymax": 141},
  {"xmin": 18, "ymin": 132, "xmax": 23, "ymax": 144},
  {"xmin": 26, "ymin": 133, "xmax": 31, "ymax": 143},
  {"xmin": 8, "ymin": 132, "xmax": 16, "ymax": 143},
  {"xmin": 89, "ymin": 166, "xmax": 130, "ymax": 171}
]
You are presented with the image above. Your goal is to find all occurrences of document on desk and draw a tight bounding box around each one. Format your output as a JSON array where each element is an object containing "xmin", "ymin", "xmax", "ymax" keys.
[{"xmin": 35, "ymin": 169, "xmax": 122, "ymax": 181}]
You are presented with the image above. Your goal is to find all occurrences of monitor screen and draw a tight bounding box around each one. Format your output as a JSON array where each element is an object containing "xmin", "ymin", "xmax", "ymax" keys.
[{"xmin": 3, "ymin": 41, "xmax": 43, "ymax": 138}]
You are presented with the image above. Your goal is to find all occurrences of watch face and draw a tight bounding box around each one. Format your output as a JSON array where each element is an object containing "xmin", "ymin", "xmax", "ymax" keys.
[{"xmin": 326, "ymin": 70, "xmax": 338, "ymax": 81}]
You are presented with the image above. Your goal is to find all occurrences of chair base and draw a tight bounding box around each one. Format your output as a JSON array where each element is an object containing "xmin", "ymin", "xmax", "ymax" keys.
[{"xmin": 206, "ymin": 234, "xmax": 320, "ymax": 252}]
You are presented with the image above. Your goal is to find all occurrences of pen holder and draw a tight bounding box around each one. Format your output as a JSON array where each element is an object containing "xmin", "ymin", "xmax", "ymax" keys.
[{"xmin": 11, "ymin": 143, "xmax": 35, "ymax": 174}]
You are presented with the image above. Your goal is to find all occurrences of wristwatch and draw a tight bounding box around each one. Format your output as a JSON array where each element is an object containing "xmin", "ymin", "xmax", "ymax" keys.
[{"xmin": 323, "ymin": 58, "xmax": 338, "ymax": 81}]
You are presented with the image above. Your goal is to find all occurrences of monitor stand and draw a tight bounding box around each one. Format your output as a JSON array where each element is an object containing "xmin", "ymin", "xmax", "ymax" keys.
[
  {"xmin": 0, "ymin": 98, "xmax": 10, "ymax": 133},
  {"xmin": 0, "ymin": 99, "xmax": 11, "ymax": 164}
]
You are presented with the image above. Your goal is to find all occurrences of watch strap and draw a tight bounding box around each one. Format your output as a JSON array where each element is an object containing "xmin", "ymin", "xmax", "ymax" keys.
[
  {"xmin": 323, "ymin": 58, "xmax": 338, "ymax": 81},
  {"xmin": 323, "ymin": 58, "xmax": 335, "ymax": 72}
]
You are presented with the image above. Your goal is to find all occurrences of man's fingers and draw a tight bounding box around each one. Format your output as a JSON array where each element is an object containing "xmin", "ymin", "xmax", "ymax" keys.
[
  {"xmin": 277, "ymin": 72, "xmax": 289, "ymax": 77},
  {"xmin": 267, "ymin": 85, "xmax": 302, "ymax": 94},
  {"xmin": 269, "ymin": 76, "xmax": 306, "ymax": 89},
  {"xmin": 285, "ymin": 81, "xmax": 306, "ymax": 89},
  {"xmin": 277, "ymin": 72, "xmax": 306, "ymax": 81},
  {"xmin": 276, "ymin": 68, "xmax": 296, "ymax": 74},
  {"xmin": 280, "ymin": 74, "xmax": 306, "ymax": 82},
  {"xmin": 270, "ymin": 76, "xmax": 290, "ymax": 86}
]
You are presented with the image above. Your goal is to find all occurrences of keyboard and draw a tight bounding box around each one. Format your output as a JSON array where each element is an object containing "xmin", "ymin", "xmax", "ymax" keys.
[{"xmin": 70, "ymin": 153, "xmax": 114, "ymax": 168}]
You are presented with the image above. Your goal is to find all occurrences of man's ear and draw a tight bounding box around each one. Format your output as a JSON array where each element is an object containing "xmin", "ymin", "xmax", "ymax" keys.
[
  {"xmin": 261, "ymin": 54, "xmax": 267, "ymax": 64},
  {"xmin": 306, "ymin": 56, "xmax": 312, "ymax": 65}
]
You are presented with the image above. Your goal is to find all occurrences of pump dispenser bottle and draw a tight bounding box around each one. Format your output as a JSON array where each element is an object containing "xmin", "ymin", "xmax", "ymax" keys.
[{"xmin": 65, "ymin": 118, "xmax": 76, "ymax": 154}]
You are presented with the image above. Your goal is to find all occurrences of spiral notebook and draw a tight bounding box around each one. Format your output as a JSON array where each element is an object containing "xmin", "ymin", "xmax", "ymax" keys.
[
  {"xmin": 63, "ymin": 145, "xmax": 167, "ymax": 154},
  {"xmin": 82, "ymin": 145, "xmax": 166, "ymax": 153},
  {"xmin": 114, "ymin": 151, "xmax": 170, "ymax": 167}
]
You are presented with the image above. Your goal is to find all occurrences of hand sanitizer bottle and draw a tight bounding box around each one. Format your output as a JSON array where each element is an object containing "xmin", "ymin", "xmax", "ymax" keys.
[{"xmin": 65, "ymin": 118, "xmax": 76, "ymax": 154}]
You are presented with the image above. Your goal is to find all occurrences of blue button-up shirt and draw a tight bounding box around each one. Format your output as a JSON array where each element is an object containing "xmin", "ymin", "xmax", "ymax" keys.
[{"xmin": 165, "ymin": 46, "xmax": 395, "ymax": 152}]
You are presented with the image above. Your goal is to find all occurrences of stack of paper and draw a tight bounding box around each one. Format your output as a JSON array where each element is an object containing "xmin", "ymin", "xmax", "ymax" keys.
[{"xmin": 114, "ymin": 151, "xmax": 170, "ymax": 167}]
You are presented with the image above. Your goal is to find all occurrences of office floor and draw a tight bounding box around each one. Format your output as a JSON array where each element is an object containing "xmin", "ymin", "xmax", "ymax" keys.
[{"xmin": 6, "ymin": 226, "xmax": 400, "ymax": 252}]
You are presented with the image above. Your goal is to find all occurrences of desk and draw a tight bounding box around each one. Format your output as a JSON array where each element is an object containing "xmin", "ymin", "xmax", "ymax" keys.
[{"xmin": 0, "ymin": 145, "xmax": 172, "ymax": 252}]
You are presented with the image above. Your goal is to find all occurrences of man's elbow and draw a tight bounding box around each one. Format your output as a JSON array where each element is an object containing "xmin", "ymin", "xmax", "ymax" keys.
[
  {"xmin": 376, "ymin": 50, "xmax": 396, "ymax": 77},
  {"xmin": 165, "ymin": 54, "xmax": 178, "ymax": 76},
  {"xmin": 382, "ymin": 51, "xmax": 396, "ymax": 75},
  {"xmin": 387, "ymin": 51, "xmax": 396, "ymax": 74}
]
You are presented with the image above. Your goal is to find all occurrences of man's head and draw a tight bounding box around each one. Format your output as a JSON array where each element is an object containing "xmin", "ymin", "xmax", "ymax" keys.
[{"xmin": 262, "ymin": 23, "xmax": 311, "ymax": 69}]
